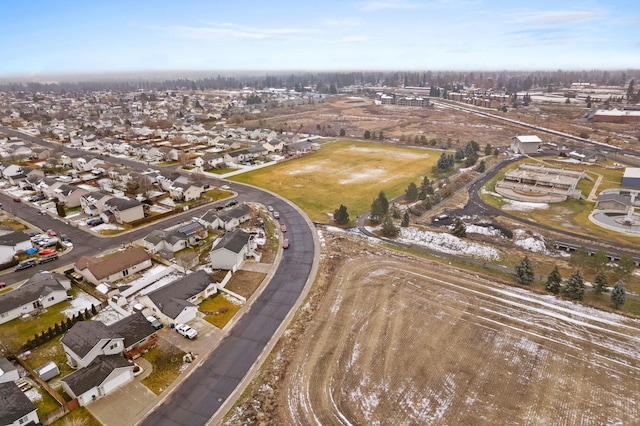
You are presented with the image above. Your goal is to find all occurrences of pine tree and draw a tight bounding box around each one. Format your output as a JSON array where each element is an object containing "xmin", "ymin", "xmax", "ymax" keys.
[
  {"xmin": 477, "ymin": 160, "xmax": 486, "ymax": 173},
  {"xmin": 405, "ymin": 182, "xmax": 418, "ymax": 202},
  {"xmin": 381, "ymin": 215, "xmax": 399, "ymax": 238},
  {"xmin": 564, "ymin": 270, "xmax": 585, "ymax": 300},
  {"xmin": 593, "ymin": 270, "xmax": 608, "ymax": 294},
  {"xmin": 545, "ymin": 265, "xmax": 562, "ymax": 294},
  {"xmin": 515, "ymin": 256, "xmax": 535, "ymax": 285},
  {"xmin": 451, "ymin": 217, "xmax": 466, "ymax": 238},
  {"xmin": 401, "ymin": 211, "xmax": 410, "ymax": 227},
  {"xmin": 333, "ymin": 204, "xmax": 350, "ymax": 225},
  {"xmin": 611, "ymin": 280, "xmax": 627, "ymax": 308},
  {"xmin": 377, "ymin": 191, "xmax": 389, "ymax": 215}
]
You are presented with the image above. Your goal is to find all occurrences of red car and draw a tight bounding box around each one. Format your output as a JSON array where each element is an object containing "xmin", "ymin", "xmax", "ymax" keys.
[
  {"xmin": 38, "ymin": 249, "xmax": 56, "ymax": 256},
  {"xmin": 12, "ymin": 197, "xmax": 20, "ymax": 202},
  {"xmin": 282, "ymin": 238, "xmax": 290, "ymax": 249},
  {"xmin": 280, "ymin": 224, "xmax": 287, "ymax": 232},
  {"xmin": 47, "ymin": 229, "xmax": 57, "ymax": 236}
]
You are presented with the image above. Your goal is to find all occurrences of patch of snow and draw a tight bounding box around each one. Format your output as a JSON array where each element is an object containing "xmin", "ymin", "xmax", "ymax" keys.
[
  {"xmin": 466, "ymin": 224, "xmax": 505, "ymax": 237},
  {"xmin": 24, "ymin": 386, "xmax": 42, "ymax": 402},
  {"xmin": 62, "ymin": 292, "xmax": 100, "ymax": 318},
  {"xmin": 398, "ymin": 227, "xmax": 499, "ymax": 261},
  {"xmin": 93, "ymin": 223, "xmax": 124, "ymax": 231},
  {"xmin": 502, "ymin": 199, "xmax": 549, "ymax": 211},
  {"xmin": 513, "ymin": 229, "xmax": 550, "ymax": 254}
]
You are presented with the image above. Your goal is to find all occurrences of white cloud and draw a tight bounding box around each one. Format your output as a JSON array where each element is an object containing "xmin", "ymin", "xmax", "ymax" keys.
[
  {"xmin": 514, "ymin": 10, "xmax": 603, "ymax": 25},
  {"xmin": 359, "ymin": 0, "xmax": 426, "ymax": 11},
  {"xmin": 323, "ymin": 17, "xmax": 362, "ymax": 27},
  {"xmin": 342, "ymin": 35, "xmax": 369, "ymax": 42},
  {"xmin": 165, "ymin": 22, "xmax": 307, "ymax": 40}
]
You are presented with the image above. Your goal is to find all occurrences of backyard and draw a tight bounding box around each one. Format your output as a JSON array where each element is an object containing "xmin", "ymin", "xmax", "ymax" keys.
[{"xmin": 230, "ymin": 140, "xmax": 444, "ymax": 223}]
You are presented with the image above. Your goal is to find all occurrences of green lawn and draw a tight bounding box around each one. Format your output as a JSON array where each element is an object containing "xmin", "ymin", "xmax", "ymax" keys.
[
  {"xmin": 201, "ymin": 294, "xmax": 242, "ymax": 328},
  {"xmin": 230, "ymin": 140, "xmax": 444, "ymax": 224}
]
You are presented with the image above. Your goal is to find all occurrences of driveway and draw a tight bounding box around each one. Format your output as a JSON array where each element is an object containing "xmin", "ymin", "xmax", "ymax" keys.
[{"xmin": 88, "ymin": 380, "xmax": 158, "ymax": 426}]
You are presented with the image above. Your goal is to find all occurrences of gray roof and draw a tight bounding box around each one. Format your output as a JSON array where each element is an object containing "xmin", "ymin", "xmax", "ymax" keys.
[
  {"xmin": 0, "ymin": 272, "xmax": 68, "ymax": 315},
  {"xmin": 177, "ymin": 222, "xmax": 204, "ymax": 236},
  {"xmin": 61, "ymin": 355, "xmax": 131, "ymax": 396},
  {"xmin": 61, "ymin": 321, "xmax": 117, "ymax": 359},
  {"xmin": 0, "ymin": 357, "xmax": 17, "ymax": 378},
  {"xmin": 143, "ymin": 229, "xmax": 186, "ymax": 246},
  {"xmin": 0, "ymin": 230, "xmax": 30, "ymax": 247},
  {"xmin": 109, "ymin": 312, "xmax": 156, "ymax": 349},
  {"xmin": 212, "ymin": 229, "xmax": 250, "ymax": 254},
  {"xmin": 104, "ymin": 197, "xmax": 142, "ymax": 211},
  {"xmin": 217, "ymin": 204, "xmax": 252, "ymax": 222},
  {"xmin": 596, "ymin": 193, "xmax": 633, "ymax": 207},
  {"xmin": 0, "ymin": 382, "xmax": 36, "ymax": 422},
  {"xmin": 200, "ymin": 209, "xmax": 220, "ymax": 224},
  {"xmin": 146, "ymin": 270, "xmax": 212, "ymax": 319}
]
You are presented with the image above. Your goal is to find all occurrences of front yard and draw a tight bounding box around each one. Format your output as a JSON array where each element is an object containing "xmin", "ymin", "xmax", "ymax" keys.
[{"xmin": 141, "ymin": 338, "xmax": 186, "ymax": 395}]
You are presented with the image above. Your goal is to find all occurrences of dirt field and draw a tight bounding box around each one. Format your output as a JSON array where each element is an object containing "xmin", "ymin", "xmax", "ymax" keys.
[{"xmin": 225, "ymin": 231, "xmax": 640, "ymax": 425}]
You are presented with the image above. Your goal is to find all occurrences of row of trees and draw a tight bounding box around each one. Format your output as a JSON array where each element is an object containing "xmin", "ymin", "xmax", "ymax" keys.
[{"xmin": 516, "ymin": 256, "xmax": 628, "ymax": 308}]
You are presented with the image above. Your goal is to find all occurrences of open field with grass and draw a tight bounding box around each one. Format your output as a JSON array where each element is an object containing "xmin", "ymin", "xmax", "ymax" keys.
[{"xmin": 231, "ymin": 140, "xmax": 443, "ymax": 223}]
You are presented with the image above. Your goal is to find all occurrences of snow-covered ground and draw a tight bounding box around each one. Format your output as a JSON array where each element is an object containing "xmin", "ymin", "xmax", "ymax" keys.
[
  {"xmin": 62, "ymin": 291, "xmax": 101, "ymax": 318},
  {"xmin": 397, "ymin": 227, "xmax": 500, "ymax": 261},
  {"xmin": 466, "ymin": 224, "xmax": 505, "ymax": 238},
  {"xmin": 513, "ymin": 229, "xmax": 550, "ymax": 254}
]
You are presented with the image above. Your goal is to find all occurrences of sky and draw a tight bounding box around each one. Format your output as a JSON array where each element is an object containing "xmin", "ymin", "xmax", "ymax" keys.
[{"xmin": 0, "ymin": 0, "xmax": 638, "ymax": 78}]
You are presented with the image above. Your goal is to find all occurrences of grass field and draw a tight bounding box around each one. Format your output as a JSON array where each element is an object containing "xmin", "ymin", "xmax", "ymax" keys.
[{"xmin": 230, "ymin": 140, "xmax": 444, "ymax": 223}]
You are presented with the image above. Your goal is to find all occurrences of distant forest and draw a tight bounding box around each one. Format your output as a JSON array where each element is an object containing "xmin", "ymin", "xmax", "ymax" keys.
[{"xmin": 1, "ymin": 69, "xmax": 638, "ymax": 94}]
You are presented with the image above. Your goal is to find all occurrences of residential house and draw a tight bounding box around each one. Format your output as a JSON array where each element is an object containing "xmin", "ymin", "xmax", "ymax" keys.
[
  {"xmin": 169, "ymin": 181, "xmax": 206, "ymax": 202},
  {"xmin": 216, "ymin": 204, "xmax": 253, "ymax": 231},
  {"xmin": 0, "ymin": 358, "xmax": 19, "ymax": 383},
  {"xmin": 53, "ymin": 184, "xmax": 90, "ymax": 207},
  {"xmin": 61, "ymin": 321, "xmax": 125, "ymax": 369},
  {"xmin": 0, "ymin": 382, "xmax": 39, "ymax": 426},
  {"xmin": 80, "ymin": 191, "xmax": 113, "ymax": 216},
  {"xmin": 73, "ymin": 247, "xmax": 152, "ymax": 285},
  {"xmin": 102, "ymin": 197, "xmax": 144, "ymax": 224},
  {"xmin": 38, "ymin": 178, "xmax": 65, "ymax": 200},
  {"xmin": 0, "ymin": 272, "xmax": 72, "ymax": 325},
  {"xmin": 198, "ymin": 209, "xmax": 223, "ymax": 230},
  {"xmin": 138, "ymin": 269, "xmax": 216, "ymax": 324},
  {"xmin": 60, "ymin": 355, "xmax": 134, "ymax": 406},
  {"xmin": 0, "ymin": 231, "xmax": 33, "ymax": 264},
  {"xmin": 142, "ymin": 229, "xmax": 188, "ymax": 257},
  {"xmin": 209, "ymin": 229, "xmax": 257, "ymax": 271},
  {"xmin": 61, "ymin": 312, "xmax": 156, "ymax": 369}
]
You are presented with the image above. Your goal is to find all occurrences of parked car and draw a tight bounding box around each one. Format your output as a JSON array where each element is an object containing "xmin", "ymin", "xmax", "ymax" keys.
[
  {"xmin": 28, "ymin": 194, "xmax": 45, "ymax": 202},
  {"xmin": 38, "ymin": 253, "xmax": 58, "ymax": 264},
  {"xmin": 47, "ymin": 229, "xmax": 57, "ymax": 236},
  {"xmin": 38, "ymin": 249, "xmax": 56, "ymax": 256},
  {"xmin": 221, "ymin": 185, "xmax": 230, "ymax": 190},
  {"xmin": 225, "ymin": 200, "xmax": 238, "ymax": 208},
  {"xmin": 0, "ymin": 282, "xmax": 6, "ymax": 289},
  {"xmin": 12, "ymin": 197, "xmax": 20, "ymax": 202},
  {"xmin": 146, "ymin": 315, "xmax": 163, "ymax": 330},
  {"xmin": 273, "ymin": 211, "xmax": 280, "ymax": 219},
  {"xmin": 86, "ymin": 218, "xmax": 103, "ymax": 226},
  {"xmin": 282, "ymin": 238, "xmax": 290, "ymax": 249},
  {"xmin": 175, "ymin": 323, "xmax": 198, "ymax": 339},
  {"xmin": 267, "ymin": 205, "xmax": 274, "ymax": 212},
  {"xmin": 280, "ymin": 224, "xmax": 287, "ymax": 232},
  {"xmin": 60, "ymin": 234, "xmax": 71, "ymax": 242},
  {"xmin": 15, "ymin": 259, "xmax": 36, "ymax": 271}
]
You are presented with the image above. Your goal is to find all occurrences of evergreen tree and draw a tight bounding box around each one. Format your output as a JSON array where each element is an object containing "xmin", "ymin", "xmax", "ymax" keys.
[
  {"xmin": 477, "ymin": 160, "xmax": 486, "ymax": 173},
  {"xmin": 515, "ymin": 255, "xmax": 535, "ymax": 285},
  {"xmin": 333, "ymin": 204, "xmax": 350, "ymax": 225},
  {"xmin": 418, "ymin": 176, "xmax": 430, "ymax": 200},
  {"xmin": 381, "ymin": 215, "xmax": 399, "ymax": 238},
  {"xmin": 401, "ymin": 211, "xmax": 410, "ymax": 227},
  {"xmin": 464, "ymin": 151, "xmax": 479, "ymax": 167},
  {"xmin": 611, "ymin": 280, "xmax": 627, "ymax": 308},
  {"xmin": 564, "ymin": 270, "xmax": 585, "ymax": 300},
  {"xmin": 545, "ymin": 265, "xmax": 562, "ymax": 294},
  {"xmin": 377, "ymin": 191, "xmax": 389, "ymax": 215},
  {"xmin": 484, "ymin": 143, "xmax": 493, "ymax": 156},
  {"xmin": 364, "ymin": 130, "xmax": 371, "ymax": 139},
  {"xmin": 592, "ymin": 249, "xmax": 609, "ymax": 271},
  {"xmin": 593, "ymin": 270, "xmax": 608, "ymax": 294},
  {"xmin": 339, "ymin": 128, "xmax": 346, "ymax": 137},
  {"xmin": 451, "ymin": 217, "xmax": 466, "ymax": 238},
  {"xmin": 569, "ymin": 246, "xmax": 590, "ymax": 268},
  {"xmin": 405, "ymin": 182, "xmax": 419, "ymax": 202},
  {"xmin": 370, "ymin": 199, "xmax": 384, "ymax": 223},
  {"xmin": 616, "ymin": 253, "xmax": 635, "ymax": 278}
]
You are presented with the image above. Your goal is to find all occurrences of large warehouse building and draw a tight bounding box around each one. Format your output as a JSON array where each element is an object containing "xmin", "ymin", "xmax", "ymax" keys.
[{"xmin": 622, "ymin": 168, "xmax": 640, "ymax": 189}]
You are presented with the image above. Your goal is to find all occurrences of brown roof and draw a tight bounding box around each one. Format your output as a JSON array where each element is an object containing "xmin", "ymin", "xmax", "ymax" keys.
[
  {"xmin": 86, "ymin": 248, "xmax": 151, "ymax": 280},
  {"xmin": 74, "ymin": 255, "xmax": 98, "ymax": 271}
]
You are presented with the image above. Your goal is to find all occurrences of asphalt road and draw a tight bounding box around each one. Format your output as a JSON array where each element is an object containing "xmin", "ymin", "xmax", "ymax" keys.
[
  {"xmin": 140, "ymin": 194, "xmax": 315, "ymax": 426},
  {"xmin": 0, "ymin": 128, "xmax": 319, "ymax": 425}
]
